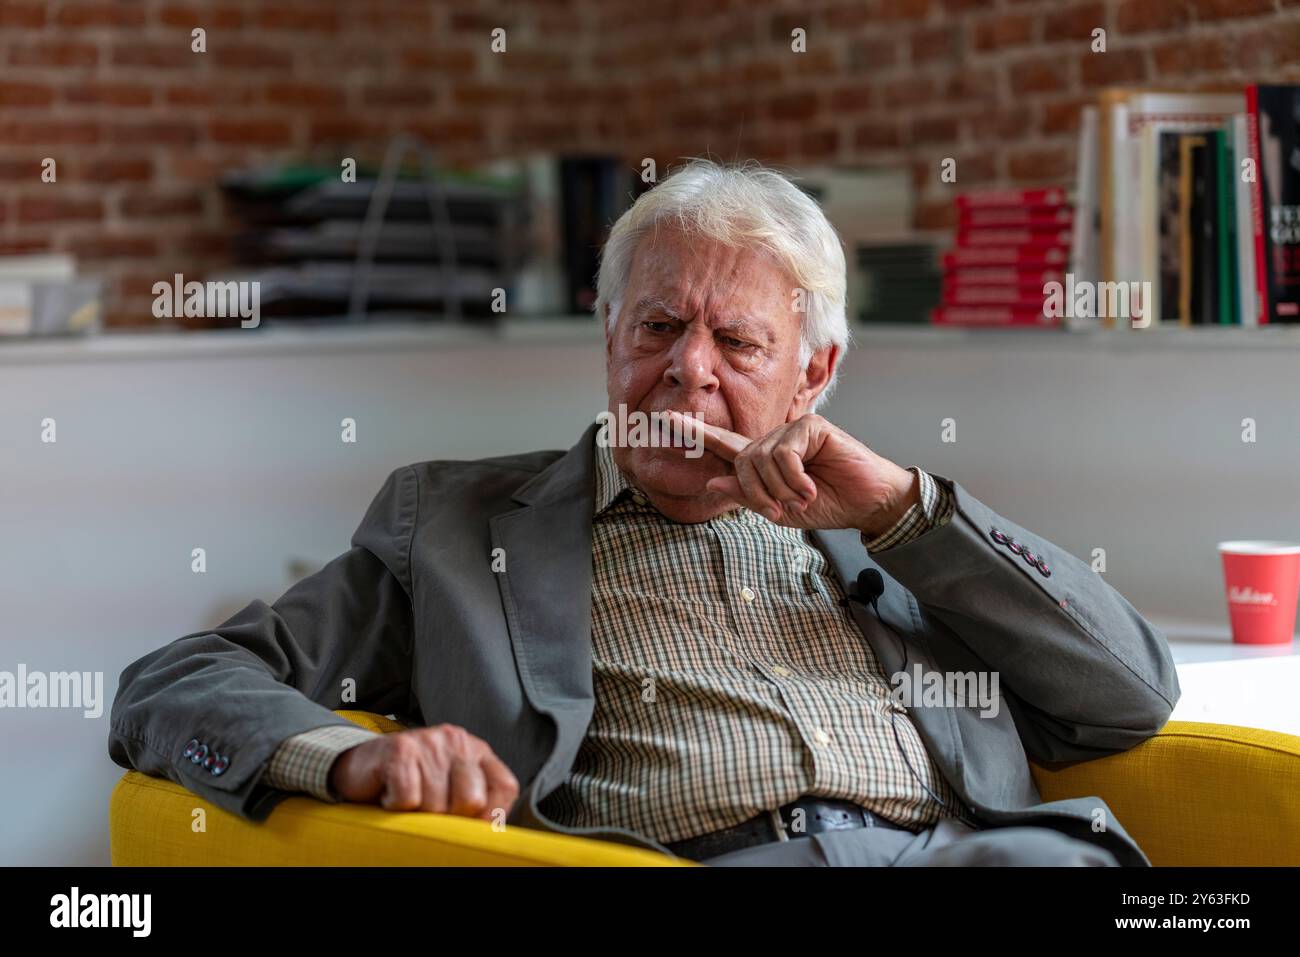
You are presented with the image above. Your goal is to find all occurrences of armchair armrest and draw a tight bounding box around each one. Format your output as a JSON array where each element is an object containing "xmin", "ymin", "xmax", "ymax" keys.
[
  {"xmin": 110, "ymin": 710, "xmax": 694, "ymax": 866},
  {"xmin": 1030, "ymin": 721, "xmax": 1300, "ymax": 866}
]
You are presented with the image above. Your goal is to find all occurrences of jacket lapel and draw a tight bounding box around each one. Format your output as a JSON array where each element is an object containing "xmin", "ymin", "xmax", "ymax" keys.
[
  {"xmin": 489, "ymin": 424, "xmax": 600, "ymax": 803},
  {"xmin": 489, "ymin": 423, "xmax": 677, "ymax": 853}
]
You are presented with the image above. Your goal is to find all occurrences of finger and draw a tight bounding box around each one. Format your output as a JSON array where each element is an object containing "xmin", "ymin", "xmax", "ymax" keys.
[
  {"xmin": 774, "ymin": 444, "xmax": 817, "ymax": 500},
  {"xmin": 447, "ymin": 756, "xmax": 488, "ymax": 817},
  {"xmin": 733, "ymin": 454, "xmax": 783, "ymax": 521},
  {"xmin": 666, "ymin": 411, "xmax": 749, "ymax": 463},
  {"xmin": 752, "ymin": 442, "xmax": 806, "ymax": 512},
  {"xmin": 410, "ymin": 742, "xmax": 446, "ymax": 813},
  {"xmin": 704, "ymin": 475, "xmax": 744, "ymax": 507},
  {"xmin": 381, "ymin": 752, "xmax": 420, "ymax": 811},
  {"xmin": 479, "ymin": 752, "xmax": 520, "ymax": 821}
]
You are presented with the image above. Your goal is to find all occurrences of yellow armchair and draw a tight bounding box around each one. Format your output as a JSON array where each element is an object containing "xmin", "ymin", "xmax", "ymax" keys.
[{"xmin": 110, "ymin": 711, "xmax": 1299, "ymax": 866}]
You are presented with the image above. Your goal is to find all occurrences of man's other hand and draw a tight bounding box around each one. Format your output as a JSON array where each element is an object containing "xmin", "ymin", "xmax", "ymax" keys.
[{"xmin": 328, "ymin": 724, "xmax": 520, "ymax": 821}]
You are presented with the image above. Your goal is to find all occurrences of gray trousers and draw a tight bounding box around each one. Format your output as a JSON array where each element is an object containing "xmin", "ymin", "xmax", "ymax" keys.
[{"xmin": 701, "ymin": 817, "xmax": 1122, "ymax": 866}]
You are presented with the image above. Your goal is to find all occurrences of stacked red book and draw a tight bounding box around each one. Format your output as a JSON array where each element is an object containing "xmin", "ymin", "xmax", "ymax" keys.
[{"xmin": 932, "ymin": 188, "xmax": 1073, "ymax": 327}]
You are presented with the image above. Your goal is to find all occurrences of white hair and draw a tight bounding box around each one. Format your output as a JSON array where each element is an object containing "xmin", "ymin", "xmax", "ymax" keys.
[{"xmin": 594, "ymin": 158, "xmax": 851, "ymax": 411}]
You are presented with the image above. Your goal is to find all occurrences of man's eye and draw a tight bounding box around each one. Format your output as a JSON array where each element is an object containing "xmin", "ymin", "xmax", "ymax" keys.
[
  {"xmin": 643, "ymin": 321, "xmax": 673, "ymax": 333},
  {"xmin": 722, "ymin": 336, "xmax": 752, "ymax": 349}
]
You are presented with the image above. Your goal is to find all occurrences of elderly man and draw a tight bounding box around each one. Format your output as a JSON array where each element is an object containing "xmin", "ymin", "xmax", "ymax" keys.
[{"xmin": 108, "ymin": 160, "xmax": 1180, "ymax": 867}]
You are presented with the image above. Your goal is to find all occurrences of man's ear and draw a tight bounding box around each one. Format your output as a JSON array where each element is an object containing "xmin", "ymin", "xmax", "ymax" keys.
[{"xmin": 787, "ymin": 344, "xmax": 839, "ymax": 421}]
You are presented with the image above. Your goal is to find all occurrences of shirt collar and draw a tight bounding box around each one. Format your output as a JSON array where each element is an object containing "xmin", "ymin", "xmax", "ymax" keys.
[
  {"xmin": 592, "ymin": 438, "xmax": 764, "ymax": 525},
  {"xmin": 593, "ymin": 439, "xmax": 648, "ymax": 516}
]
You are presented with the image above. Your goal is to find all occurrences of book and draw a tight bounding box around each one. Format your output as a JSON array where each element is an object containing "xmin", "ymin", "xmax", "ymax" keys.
[
  {"xmin": 1233, "ymin": 114, "xmax": 1259, "ymax": 326},
  {"xmin": 1246, "ymin": 84, "xmax": 1300, "ymax": 323}
]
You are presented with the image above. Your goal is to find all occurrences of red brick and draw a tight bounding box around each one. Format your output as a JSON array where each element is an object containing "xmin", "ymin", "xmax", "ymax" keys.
[
  {"xmin": 218, "ymin": 44, "xmax": 294, "ymax": 71},
  {"xmin": 362, "ymin": 85, "xmax": 435, "ymax": 108},
  {"xmin": 105, "ymin": 121, "xmax": 198, "ymax": 147},
  {"xmin": 1152, "ymin": 36, "xmax": 1231, "ymax": 75},
  {"xmin": 9, "ymin": 42, "xmax": 98, "ymax": 67},
  {"xmin": 0, "ymin": 120, "xmax": 98, "ymax": 144},
  {"xmin": 1007, "ymin": 146, "xmax": 1073, "ymax": 182},
  {"xmin": 800, "ymin": 127, "xmax": 840, "ymax": 158},
  {"xmin": 62, "ymin": 83, "xmax": 152, "ymax": 108},
  {"xmin": 209, "ymin": 119, "xmax": 295, "ymax": 147},
  {"xmin": 0, "ymin": 239, "xmax": 50, "ymax": 255},
  {"xmin": 1009, "ymin": 57, "xmax": 1070, "ymax": 93},
  {"xmin": 164, "ymin": 84, "xmax": 259, "ymax": 108},
  {"xmin": 451, "ymin": 83, "xmax": 517, "ymax": 108},
  {"xmin": 158, "ymin": 4, "xmax": 243, "ymax": 29},
  {"xmin": 17, "ymin": 197, "xmax": 103, "ymax": 224},
  {"xmin": 71, "ymin": 158, "xmax": 154, "ymax": 183},
  {"xmin": 1043, "ymin": 3, "xmax": 1107, "ymax": 41},
  {"xmin": 912, "ymin": 26, "xmax": 958, "ymax": 63},
  {"xmin": 877, "ymin": 0, "xmax": 931, "ymax": 20},
  {"xmin": 830, "ymin": 85, "xmax": 873, "ymax": 112},
  {"xmin": 398, "ymin": 47, "xmax": 478, "ymax": 74},
  {"xmin": 110, "ymin": 43, "xmax": 195, "ymax": 70},
  {"xmin": 766, "ymin": 91, "xmax": 819, "ymax": 121},
  {"xmin": 1192, "ymin": 0, "xmax": 1275, "ymax": 20},
  {"xmin": 826, "ymin": 4, "xmax": 873, "ymax": 29},
  {"xmin": 915, "ymin": 198, "xmax": 957, "ymax": 230},
  {"xmin": 881, "ymin": 77, "xmax": 935, "ymax": 108},
  {"xmin": 973, "ymin": 13, "xmax": 1035, "ymax": 50},
  {"xmin": 264, "ymin": 83, "xmax": 347, "ymax": 109},
  {"xmin": 1235, "ymin": 22, "xmax": 1300, "ymax": 67},
  {"xmin": 119, "ymin": 191, "xmax": 204, "ymax": 218},
  {"xmin": 0, "ymin": 1, "xmax": 45, "ymax": 27},
  {"xmin": 255, "ymin": 7, "xmax": 340, "ymax": 31},
  {"xmin": 1115, "ymin": 0, "xmax": 1191, "ymax": 33},
  {"xmin": 0, "ymin": 158, "xmax": 45, "ymax": 180},
  {"xmin": 943, "ymin": 67, "xmax": 998, "ymax": 101},
  {"xmin": 1079, "ymin": 48, "xmax": 1149, "ymax": 86},
  {"xmin": 56, "ymin": 3, "xmax": 146, "ymax": 28},
  {"xmin": 0, "ymin": 81, "xmax": 54, "ymax": 108},
  {"xmin": 912, "ymin": 115, "xmax": 960, "ymax": 145},
  {"xmin": 854, "ymin": 121, "xmax": 905, "ymax": 150},
  {"xmin": 1041, "ymin": 97, "xmax": 1092, "ymax": 134},
  {"xmin": 846, "ymin": 38, "xmax": 898, "ymax": 72},
  {"xmin": 65, "ymin": 235, "xmax": 159, "ymax": 260}
]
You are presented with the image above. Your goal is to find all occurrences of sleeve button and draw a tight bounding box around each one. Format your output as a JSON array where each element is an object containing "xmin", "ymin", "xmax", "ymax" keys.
[{"xmin": 182, "ymin": 738, "xmax": 199, "ymax": 758}]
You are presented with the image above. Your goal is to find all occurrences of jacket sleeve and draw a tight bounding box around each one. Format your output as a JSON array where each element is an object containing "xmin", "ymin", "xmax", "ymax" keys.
[
  {"xmin": 107, "ymin": 465, "xmax": 418, "ymax": 822},
  {"xmin": 868, "ymin": 472, "xmax": 1181, "ymax": 764}
]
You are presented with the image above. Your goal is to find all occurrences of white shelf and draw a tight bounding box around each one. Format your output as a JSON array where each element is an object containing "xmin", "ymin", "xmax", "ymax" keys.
[{"xmin": 5, "ymin": 318, "xmax": 1300, "ymax": 368}]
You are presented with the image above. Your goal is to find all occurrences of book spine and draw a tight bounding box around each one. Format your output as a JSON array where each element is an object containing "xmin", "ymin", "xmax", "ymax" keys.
[
  {"xmin": 1246, "ymin": 84, "xmax": 1270, "ymax": 324},
  {"xmin": 956, "ymin": 188, "xmax": 1068, "ymax": 208}
]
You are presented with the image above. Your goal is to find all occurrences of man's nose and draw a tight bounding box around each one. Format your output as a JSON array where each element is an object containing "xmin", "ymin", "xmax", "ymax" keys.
[{"xmin": 664, "ymin": 331, "xmax": 720, "ymax": 394}]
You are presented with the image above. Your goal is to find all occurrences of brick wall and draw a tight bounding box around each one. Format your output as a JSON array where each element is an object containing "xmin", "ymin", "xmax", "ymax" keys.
[{"xmin": 2, "ymin": 0, "xmax": 1299, "ymax": 327}]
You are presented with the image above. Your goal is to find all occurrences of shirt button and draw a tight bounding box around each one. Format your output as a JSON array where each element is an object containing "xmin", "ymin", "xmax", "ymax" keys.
[
  {"xmin": 740, "ymin": 586, "xmax": 756, "ymax": 603},
  {"xmin": 772, "ymin": 665, "xmax": 792, "ymax": 678},
  {"xmin": 813, "ymin": 728, "xmax": 832, "ymax": 746}
]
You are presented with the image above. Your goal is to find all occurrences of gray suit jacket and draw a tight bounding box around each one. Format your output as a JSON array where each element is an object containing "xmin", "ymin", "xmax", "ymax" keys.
[{"xmin": 109, "ymin": 422, "xmax": 1181, "ymax": 865}]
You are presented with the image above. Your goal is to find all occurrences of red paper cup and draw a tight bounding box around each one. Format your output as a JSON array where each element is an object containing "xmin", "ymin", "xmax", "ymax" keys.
[{"xmin": 1218, "ymin": 541, "xmax": 1300, "ymax": 645}]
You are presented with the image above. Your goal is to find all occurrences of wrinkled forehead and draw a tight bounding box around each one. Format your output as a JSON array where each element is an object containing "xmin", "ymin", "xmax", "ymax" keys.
[{"xmin": 624, "ymin": 228, "xmax": 800, "ymax": 331}]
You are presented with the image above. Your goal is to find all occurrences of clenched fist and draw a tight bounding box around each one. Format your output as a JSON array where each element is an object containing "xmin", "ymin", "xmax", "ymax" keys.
[{"xmin": 328, "ymin": 724, "xmax": 520, "ymax": 820}]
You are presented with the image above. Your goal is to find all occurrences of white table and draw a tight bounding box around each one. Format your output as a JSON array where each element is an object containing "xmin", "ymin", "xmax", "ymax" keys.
[{"xmin": 1160, "ymin": 622, "xmax": 1300, "ymax": 736}]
